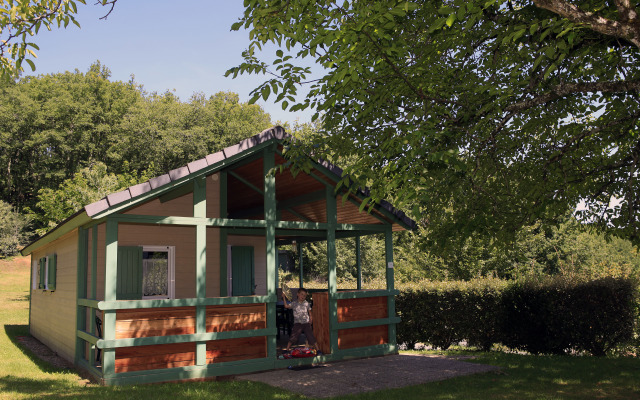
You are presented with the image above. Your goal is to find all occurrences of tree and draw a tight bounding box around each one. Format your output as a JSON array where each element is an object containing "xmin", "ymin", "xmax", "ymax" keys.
[
  {"xmin": 32, "ymin": 161, "xmax": 145, "ymax": 235},
  {"xmin": 229, "ymin": 0, "xmax": 640, "ymax": 249},
  {"xmin": 0, "ymin": 62, "xmax": 272, "ymax": 224},
  {"xmin": 0, "ymin": 61, "xmax": 141, "ymax": 212},
  {"xmin": 0, "ymin": 200, "xmax": 29, "ymax": 257},
  {"xmin": 0, "ymin": 1, "xmax": 117, "ymax": 79}
]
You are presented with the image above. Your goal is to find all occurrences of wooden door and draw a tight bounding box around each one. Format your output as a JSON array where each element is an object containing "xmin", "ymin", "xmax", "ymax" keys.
[{"xmin": 231, "ymin": 246, "xmax": 254, "ymax": 296}]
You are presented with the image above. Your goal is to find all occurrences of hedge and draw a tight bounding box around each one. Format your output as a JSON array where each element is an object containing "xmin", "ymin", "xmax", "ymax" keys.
[{"xmin": 396, "ymin": 277, "xmax": 637, "ymax": 355}]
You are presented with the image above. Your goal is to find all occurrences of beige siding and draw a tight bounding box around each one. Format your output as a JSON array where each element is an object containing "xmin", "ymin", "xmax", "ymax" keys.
[
  {"xmin": 227, "ymin": 236, "xmax": 267, "ymax": 296},
  {"xmin": 30, "ymin": 229, "xmax": 78, "ymax": 364}
]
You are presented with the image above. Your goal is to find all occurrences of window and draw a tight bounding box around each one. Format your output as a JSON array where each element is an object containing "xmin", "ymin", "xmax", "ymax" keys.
[
  {"xmin": 117, "ymin": 246, "xmax": 174, "ymax": 300},
  {"xmin": 35, "ymin": 254, "xmax": 57, "ymax": 291},
  {"xmin": 142, "ymin": 246, "xmax": 175, "ymax": 299}
]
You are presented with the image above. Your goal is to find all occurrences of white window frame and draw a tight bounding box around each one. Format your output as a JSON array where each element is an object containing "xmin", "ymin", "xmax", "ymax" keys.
[
  {"xmin": 141, "ymin": 245, "xmax": 175, "ymax": 300},
  {"xmin": 32, "ymin": 259, "xmax": 38, "ymax": 289},
  {"xmin": 33, "ymin": 256, "xmax": 50, "ymax": 290}
]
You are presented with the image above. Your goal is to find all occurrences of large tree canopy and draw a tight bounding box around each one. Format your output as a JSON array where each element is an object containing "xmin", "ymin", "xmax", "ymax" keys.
[
  {"xmin": 229, "ymin": 0, "xmax": 640, "ymax": 249},
  {"xmin": 0, "ymin": 0, "xmax": 117, "ymax": 79}
]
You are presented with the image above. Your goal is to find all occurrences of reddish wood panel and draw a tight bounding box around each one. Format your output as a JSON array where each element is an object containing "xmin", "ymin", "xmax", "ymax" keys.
[
  {"xmin": 115, "ymin": 342, "xmax": 195, "ymax": 373},
  {"xmin": 206, "ymin": 304, "xmax": 266, "ymax": 332},
  {"xmin": 311, "ymin": 292, "xmax": 331, "ymax": 354},
  {"xmin": 337, "ymin": 296, "xmax": 388, "ymax": 323},
  {"xmin": 206, "ymin": 336, "xmax": 266, "ymax": 363},
  {"xmin": 338, "ymin": 325, "xmax": 389, "ymax": 350},
  {"xmin": 116, "ymin": 307, "xmax": 196, "ymax": 339}
]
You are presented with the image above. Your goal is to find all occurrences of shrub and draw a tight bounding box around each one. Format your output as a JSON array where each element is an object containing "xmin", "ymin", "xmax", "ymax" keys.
[
  {"xmin": 396, "ymin": 277, "xmax": 638, "ymax": 355},
  {"xmin": 396, "ymin": 279, "xmax": 505, "ymax": 350}
]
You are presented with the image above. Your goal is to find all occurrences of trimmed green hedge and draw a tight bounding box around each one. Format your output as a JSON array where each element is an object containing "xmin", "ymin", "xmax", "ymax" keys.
[{"xmin": 396, "ymin": 277, "xmax": 638, "ymax": 355}]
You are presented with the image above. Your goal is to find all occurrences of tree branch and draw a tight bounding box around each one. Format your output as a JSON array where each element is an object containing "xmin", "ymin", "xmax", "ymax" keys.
[
  {"xmin": 505, "ymin": 80, "xmax": 640, "ymax": 112},
  {"xmin": 533, "ymin": 0, "xmax": 640, "ymax": 48}
]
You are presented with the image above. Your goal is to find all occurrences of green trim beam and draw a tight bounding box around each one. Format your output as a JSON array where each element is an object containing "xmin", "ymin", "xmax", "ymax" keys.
[
  {"xmin": 194, "ymin": 176, "xmax": 207, "ymax": 366},
  {"xmin": 97, "ymin": 328, "xmax": 274, "ymax": 349},
  {"xmin": 263, "ymin": 147, "xmax": 277, "ymax": 360},
  {"xmin": 93, "ymin": 295, "xmax": 275, "ymax": 311},
  {"xmin": 326, "ymin": 186, "xmax": 339, "ymax": 354},
  {"xmin": 384, "ymin": 225, "xmax": 397, "ymax": 347},
  {"xmin": 75, "ymin": 227, "xmax": 88, "ymax": 365}
]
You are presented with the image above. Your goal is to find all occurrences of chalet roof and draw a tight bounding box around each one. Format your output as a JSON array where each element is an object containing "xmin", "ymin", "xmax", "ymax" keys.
[{"xmin": 22, "ymin": 126, "xmax": 416, "ymax": 255}]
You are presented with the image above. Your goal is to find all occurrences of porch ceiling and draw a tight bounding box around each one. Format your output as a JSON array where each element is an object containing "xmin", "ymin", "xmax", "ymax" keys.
[{"xmin": 226, "ymin": 152, "xmax": 393, "ymax": 228}]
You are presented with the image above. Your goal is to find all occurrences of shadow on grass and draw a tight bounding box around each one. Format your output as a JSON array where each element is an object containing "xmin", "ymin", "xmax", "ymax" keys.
[
  {"xmin": 4, "ymin": 324, "xmax": 76, "ymax": 375},
  {"xmin": 0, "ymin": 375, "xmax": 303, "ymax": 400},
  {"xmin": 9, "ymin": 294, "xmax": 30, "ymax": 302}
]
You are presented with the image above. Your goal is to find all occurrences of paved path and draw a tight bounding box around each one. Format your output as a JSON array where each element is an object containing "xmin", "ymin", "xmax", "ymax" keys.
[{"xmin": 237, "ymin": 354, "xmax": 499, "ymax": 398}]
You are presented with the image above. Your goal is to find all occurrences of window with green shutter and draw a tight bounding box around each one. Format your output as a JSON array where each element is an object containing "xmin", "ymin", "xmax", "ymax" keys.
[
  {"xmin": 47, "ymin": 254, "xmax": 57, "ymax": 291},
  {"xmin": 38, "ymin": 257, "xmax": 46, "ymax": 289}
]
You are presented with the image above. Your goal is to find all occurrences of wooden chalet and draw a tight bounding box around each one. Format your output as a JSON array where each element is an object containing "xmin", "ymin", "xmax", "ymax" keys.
[{"xmin": 21, "ymin": 126, "xmax": 416, "ymax": 385}]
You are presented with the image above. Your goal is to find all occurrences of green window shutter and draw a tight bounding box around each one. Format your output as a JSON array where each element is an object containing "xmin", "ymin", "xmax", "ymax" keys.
[
  {"xmin": 117, "ymin": 246, "xmax": 143, "ymax": 300},
  {"xmin": 38, "ymin": 257, "xmax": 46, "ymax": 289},
  {"xmin": 47, "ymin": 254, "xmax": 57, "ymax": 291}
]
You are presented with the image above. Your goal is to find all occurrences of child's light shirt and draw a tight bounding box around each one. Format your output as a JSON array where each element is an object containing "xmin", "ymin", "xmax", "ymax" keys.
[{"xmin": 291, "ymin": 300, "xmax": 311, "ymax": 324}]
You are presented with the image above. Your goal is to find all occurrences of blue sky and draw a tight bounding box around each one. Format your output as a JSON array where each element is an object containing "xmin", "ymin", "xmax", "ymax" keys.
[{"xmin": 22, "ymin": 1, "xmax": 313, "ymax": 124}]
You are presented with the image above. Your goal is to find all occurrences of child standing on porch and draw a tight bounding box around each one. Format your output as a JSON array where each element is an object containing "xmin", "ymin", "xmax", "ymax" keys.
[{"xmin": 282, "ymin": 288, "xmax": 319, "ymax": 352}]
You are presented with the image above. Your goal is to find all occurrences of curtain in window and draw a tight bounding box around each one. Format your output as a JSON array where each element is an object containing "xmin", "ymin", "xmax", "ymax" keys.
[{"xmin": 142, "ymin": 252, "xmax": 168, "ymax": 297}]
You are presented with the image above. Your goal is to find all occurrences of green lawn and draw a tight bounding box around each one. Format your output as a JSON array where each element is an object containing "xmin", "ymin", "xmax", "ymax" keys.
[{"xmin": 1, "ymin": 256, "xmax": 639, "ymax": 399}]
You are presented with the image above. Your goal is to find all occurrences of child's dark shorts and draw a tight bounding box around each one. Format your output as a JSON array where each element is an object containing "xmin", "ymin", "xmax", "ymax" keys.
[{"xmin": 288, "ymin": 322, "xmax": 317, "ymax": 346}]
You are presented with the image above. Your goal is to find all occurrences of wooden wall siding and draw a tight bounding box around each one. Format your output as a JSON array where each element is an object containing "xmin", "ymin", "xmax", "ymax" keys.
[
  {"xmin": 312, "ymin": 293, "xmax": 390, "ymax": 353},
  {"xmin": 205, "ymin": 172, "xmax": 221, "ymax": 219},
  {"xmin": 206, "ymin": 336, "xmax": 267, "ymax": 364},
  {"xmin": 115, "ymin": 342, "xmax": 196, "ymax": 373},
  {"xmin": 114, "ymin": 304, "xmax": 265, "ymax": 339},
  {"xmin": 123, "ymin": 192, "xmax": 194, "ymax": 217},
  {"xmin": 205, "ymin": 304, "xmax": 266, "ymax": 332},
  {"xmin": 113, "ymin": 304, "xmax": 266, "ymax": 372},
  {"xmin": 338, "ymin": 325, "xmax": 389, "ymax": 350},
  {"xmin": 118, "ymin": 224, "xmax": 197, "ymax": 299},
  {"xmin": 29, "ymin": 229, "xmax": 79, "ymax": 364},
  {"xmin": 311, "ymin": 292, "xmax": 331, "ymax": 354},
  {"xmin": 115, "ymin": 307, "xmax": 196, "ymax": 339},
  {"xmin": 337, "ymin": 296, "xmax": 388, "ymax": 323},
  {"xmin": 227, "ymin": 236, "xmax": 266, "ymax": 296},
  {"xmin": 206, "ymin": 226, "xmax": 221, "ymax": 297}
]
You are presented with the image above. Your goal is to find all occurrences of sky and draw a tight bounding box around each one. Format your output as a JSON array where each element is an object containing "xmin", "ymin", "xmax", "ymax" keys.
[{"xmin": 22, "ymin": 1, "xmax": 313, "ymax": 124}]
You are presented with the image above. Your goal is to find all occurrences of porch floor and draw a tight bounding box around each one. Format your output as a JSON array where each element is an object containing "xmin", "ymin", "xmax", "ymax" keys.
[{"xmin": 237, "ymin": 353, "xmax": 500, "ymax": 398}]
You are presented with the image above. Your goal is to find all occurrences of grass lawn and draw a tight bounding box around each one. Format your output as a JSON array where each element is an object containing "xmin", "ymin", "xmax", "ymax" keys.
[{"xmin": 1, "ymin": 256, "xmax": 639, "ymax": 399}]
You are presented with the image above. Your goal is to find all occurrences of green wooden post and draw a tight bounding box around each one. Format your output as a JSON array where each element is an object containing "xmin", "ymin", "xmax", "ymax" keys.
[
  {"xmin": 264, "ymin": 148, "xmax": 277, "ymax": 360},
  {"xmin": 194, "ymin": 177, "xmax": 207, "ymax": 365},
  {"xmin": 219, "ymin": 171, "xmax": 228, "ymax": 297},
  {"xmin": 384, "ymin": 225, "xmax": 397, "ymax": 350},
  {"xmin": 356, "ymin": 235, "xmax": 362, "ymax": 290},
  {"xmin": 326, "ymin": 186, "xmax": 338, "ymax": 353},
  {"xmin": 75, "ymin": 227, "xmax": 88, "ymax": 365},
  {"xmin": 297, "ymin": 242, "xmax": 303, "ymax": 288},
  {"xmin": 103, "ymin": 218, "xmax": 118, "ymax": 376},
  {"xmin": 89, "ymin": 225, "xmax": 98, "ymax": 365}
]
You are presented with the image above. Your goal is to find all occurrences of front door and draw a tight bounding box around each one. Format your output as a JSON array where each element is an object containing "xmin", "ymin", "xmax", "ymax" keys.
[{"xmin": 231, "ymin": 246, "xmax": 254, "ymax": 296}]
